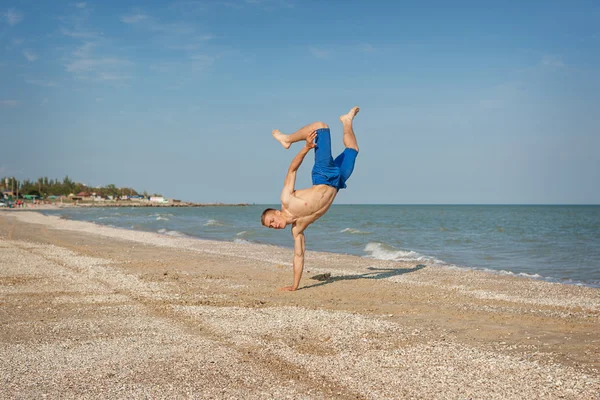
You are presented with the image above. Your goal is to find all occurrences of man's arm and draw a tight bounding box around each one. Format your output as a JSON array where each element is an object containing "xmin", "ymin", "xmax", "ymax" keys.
[
  {"xmin": 280, "ymin": 225, "xmax": 306, "ymax": 291},
  {"xmin": 281, "ymin": 131, "xmax": 316, "ymax": 201}
]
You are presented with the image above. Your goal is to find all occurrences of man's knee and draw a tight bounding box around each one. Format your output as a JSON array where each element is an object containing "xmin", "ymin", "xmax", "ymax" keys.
[{"xmin": 314, "ymin": 121, "xmax": 328, "ymax": 130}]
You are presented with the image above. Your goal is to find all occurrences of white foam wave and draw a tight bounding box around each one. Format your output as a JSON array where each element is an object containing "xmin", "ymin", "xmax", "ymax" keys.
[
  {"xmin": 234, "ymin": 238, "xmax": 252, "ymax": 244},
  {"xmin": 157, "ymin": 228, "xmax": 187, "ymax": 238},
  {"xmin": 364, "ymin": 242, "xmax": 444, "ymax": 264},
  {"xmin": 236, "ymin": 231, "xmax": 247, "ymax": 236},
  {"xmin": 204, "ymin": 219, "xmax": 223, "ymax": 227},
  {"xmin": 499, "ymin": 270, "xmax": 542, "ymax": 279},
  {"xmin": 440, "ymin": 265, "xmax": 600, "ymax": 288},
  {"xmin": 156, "ymin": 216, "xmax": 169, "ymax": 221},
  {"xmin": 341, "ymin": 227, "xmax": 371, "ymax": 235}
]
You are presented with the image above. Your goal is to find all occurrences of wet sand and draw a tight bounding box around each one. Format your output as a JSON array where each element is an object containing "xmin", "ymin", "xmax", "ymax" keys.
[{"xmin": 1, "ymin": 211, "xmax": 599, "ymax": 399}]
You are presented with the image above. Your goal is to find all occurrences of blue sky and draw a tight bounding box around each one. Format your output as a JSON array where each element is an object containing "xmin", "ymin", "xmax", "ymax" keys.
[{"xmin": 1, "ymin": 0, "xmax": 599, "ymax": 204}]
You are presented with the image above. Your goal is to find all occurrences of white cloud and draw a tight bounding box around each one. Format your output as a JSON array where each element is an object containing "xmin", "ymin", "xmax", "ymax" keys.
[
  {"xmin": 23, "ymin": 49, "xmax": 38, "ymax": 61},
  {"xmin": 189, "ymin": 54, "xmax": 215, "ymax": 70},
  {"xmin": 246, "ymin": 0, "xmax": 294, "ymax": 7},
  {"xmin": 541, "ymin": 55, "xmax": 565, "ymax": 68},
  {"xmin": 120, "ymin": 13, "xmax": 195, "ymax": 35},
  {"xmin": 73, "ymin": 41, "xmax": 96, "ymax": 58},
  {"xmin": 97, "ymin": 72, "xmax": 129, "ymax": 81},
  {"xmin": 64, "ymin": 39, "xmax": 133, "ymax": 83},
  {"xmin": 166, "ymin": 35, "xmax": 214, "ymax": 51},
  {"xmin": 74, "ymin": 2, "xmax": 87, "ymax": 8},
  {"xmin": 1, "ymin": 100, "xmax": 19, "ymax": 106},
  {"xmin": 120, "ymin": 13, "xmax": 213, "ymax": 54},
  {"xmin": 26, "ymin": 79, "xmax": 58, "ymax": 87},
  {"xmin": 60, "ymin": 28, "xmax": 98, "ymax": 38},
  {"xmin": 149, "ymin": 21, "xmax": 195, "ymax": 35},
  {"xmin": 3, "ymin": 8, "xmax": 23, "ymax": 26},
  {"xmin": 309, "ymin": 47, "xmax": 329, "ymax": 59},
  {"xmin": 222, "ymin": 0, "xmax": 294, "ymax": 9},
  {"xmin": 121, "ymin": 14, "xmax": 149, "ymax": 24},
  {"xmin": 359, "ymin": 43, "xmax": 376, "ymax": 53},
  {"xmin": 149, "ymin": 61, "xmax": 180, "ymax": 73},
  {"xmin": 66, "ymin": 56, "xmax": 132, "ymax": 83},
  {"xmin": 11, "ymin": 38, "xmax": 23, "ymax": 46},
  {"xmin": 41, "ymin": 98, "xmax": 49, "ymax": 106},
  {"xmin": 66, "ymin": 57, "xmax": 129, "ymax": 73}
]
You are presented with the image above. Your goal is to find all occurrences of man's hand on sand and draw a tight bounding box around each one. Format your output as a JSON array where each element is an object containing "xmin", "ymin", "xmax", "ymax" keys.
[
  {"xmin": 279, "ymin": 285, "xmax": 297, "ymax": 292},
  {"xmin": 305, "ymin": 131, "xmax": 317, "ymax": 149}
]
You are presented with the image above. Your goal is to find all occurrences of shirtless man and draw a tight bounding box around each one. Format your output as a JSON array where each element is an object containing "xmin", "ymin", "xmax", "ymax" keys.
[{"xmin": 261, "ymin": 106, "xmax": 360, "ymax": 291}]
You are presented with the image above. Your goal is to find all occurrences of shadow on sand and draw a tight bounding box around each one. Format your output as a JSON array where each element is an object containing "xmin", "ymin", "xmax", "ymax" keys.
[{"xmin": 301, "ymin": 264, "xmax": 427, "ymax": 290}]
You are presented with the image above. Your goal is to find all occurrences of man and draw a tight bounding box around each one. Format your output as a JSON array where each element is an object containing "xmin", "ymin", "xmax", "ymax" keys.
[{"xmin": 261, "ymin": 106, "xmax": 360, "ymax": 291}]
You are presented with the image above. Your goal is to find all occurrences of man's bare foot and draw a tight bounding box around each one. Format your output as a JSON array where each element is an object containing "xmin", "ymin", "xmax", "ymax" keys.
[
  {"xmin": 272, "ymin": 129, "xmax": 291, "ymax": 149},
  {"xmin": 340, "ymin": 106, "xmax": 360, "ymax": 124},
  {"xmin": 279, "ymin": 285, "xmax": 297, "ymax": 291}
]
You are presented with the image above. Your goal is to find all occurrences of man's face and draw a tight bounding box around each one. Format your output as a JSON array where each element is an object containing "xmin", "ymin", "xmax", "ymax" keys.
[{"xmin": 264, "ymin": 210, "xmax": 286, "ymax": 229}]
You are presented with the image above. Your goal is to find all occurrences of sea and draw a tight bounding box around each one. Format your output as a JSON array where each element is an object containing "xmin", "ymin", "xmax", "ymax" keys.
[{"xmin": 40, "ymin": 205, "xmax": 600, "ymax": 288}]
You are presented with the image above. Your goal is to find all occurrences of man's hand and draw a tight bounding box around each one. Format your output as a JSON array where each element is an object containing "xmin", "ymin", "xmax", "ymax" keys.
[
  {"xmin": 279, "ymin": 285, "xmax": 297, "ymax": 292},
  {"xmin": 305, "ymin": 131, "xmax": 317, "ymax": 149}
]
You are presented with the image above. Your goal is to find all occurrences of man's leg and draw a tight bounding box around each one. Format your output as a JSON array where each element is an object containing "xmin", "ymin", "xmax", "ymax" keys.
[
  {"xmin": 339, "ymin": 106, "xmax": 360, "ymax": 151},
  {"xmin": 272, "ymin": 121, "xmax": 328, "ymax": 149}
]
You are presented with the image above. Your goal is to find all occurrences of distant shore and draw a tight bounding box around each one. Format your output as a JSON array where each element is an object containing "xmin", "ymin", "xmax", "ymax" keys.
[{"xmin": 1, "ymin": 201, "xmax": 249, "ymax": 210}]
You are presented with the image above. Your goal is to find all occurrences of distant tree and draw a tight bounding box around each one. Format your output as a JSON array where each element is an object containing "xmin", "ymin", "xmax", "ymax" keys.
[
  {"xmin": 62, "ymin": 176, "xmax": 74, "ymax": 195},
  {"xmin": 21, "ymin": 179, "xmax": 33, "ymax": 195},
  {"xmin": 106, "ymin": 184, "xmax": 119, "ymax": 197},
  {"xmin": 1, "ymin": 175, "xmax": 156, "ymax": 200}
]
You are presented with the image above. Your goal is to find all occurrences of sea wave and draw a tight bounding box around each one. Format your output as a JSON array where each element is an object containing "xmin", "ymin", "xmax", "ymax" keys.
[
  {"xmin": 443, "ymin": 265, "xmax": 600, "ymax": 289},
  {"xmin": 364, "ymin": 242, "xmax": 444, "ymax": 264},
  {"xmin": 204, "ymin": 219, "xmax": 223, "ymax": 227},
  {"xmin": 156, "ymin": 216, "xmax": 169, "ymax": 221},
  {"xmin": 341, "ymin": 227, "xmax": 371, "ymax": 235},
  {"xmin": 236, "ymin": 231, "xmax": 247, "ymax": 236},
  {"xmin": 234, "ymin": 238, "xmax": 252, "ymax": 244},
  {"xmin": 157, "ymin": 228, "xmax": 187, "ymax": 238}
]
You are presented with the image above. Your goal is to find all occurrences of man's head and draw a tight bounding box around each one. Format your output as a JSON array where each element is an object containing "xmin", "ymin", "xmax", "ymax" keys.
[{"xmin": 261, "ymin": 208, "xmax": 287, "ymax": 229}]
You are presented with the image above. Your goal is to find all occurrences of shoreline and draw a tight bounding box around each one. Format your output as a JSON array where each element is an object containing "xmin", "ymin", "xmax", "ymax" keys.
[
  {"xmin": 1, "ymin": 211, "xmax": 599, "ymax": 398},
  {"xmin": 4, "ymin": 207, "xmax": 598, "ymax": 290}
]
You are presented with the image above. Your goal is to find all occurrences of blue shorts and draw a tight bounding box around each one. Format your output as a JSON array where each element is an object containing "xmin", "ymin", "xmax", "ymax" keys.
[{"xmin": 311, "ymin": 128, "xmax": 358, "ymax": 190}]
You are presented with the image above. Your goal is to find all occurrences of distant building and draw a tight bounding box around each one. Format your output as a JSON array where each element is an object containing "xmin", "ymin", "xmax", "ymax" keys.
[{"xmin": 149, "ymin": 196, "xmax": 168, "ymax": 204}]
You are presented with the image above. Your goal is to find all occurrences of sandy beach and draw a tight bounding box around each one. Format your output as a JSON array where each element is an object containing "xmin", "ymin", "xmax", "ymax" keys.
[{"xmin": 1, "ymin": 211, "xmax": 598, "ymax": 399}]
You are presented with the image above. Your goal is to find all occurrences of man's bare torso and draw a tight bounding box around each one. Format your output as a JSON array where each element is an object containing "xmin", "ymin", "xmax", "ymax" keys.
[{"xmin": 282, "ymin": 184, "xmax": 338, "ymax": 231}]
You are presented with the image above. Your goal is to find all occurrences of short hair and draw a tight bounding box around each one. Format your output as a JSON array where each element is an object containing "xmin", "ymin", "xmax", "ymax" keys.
[{"xmin": 261, "ymin": 208, "xmax": 276, "ymax": 226}]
